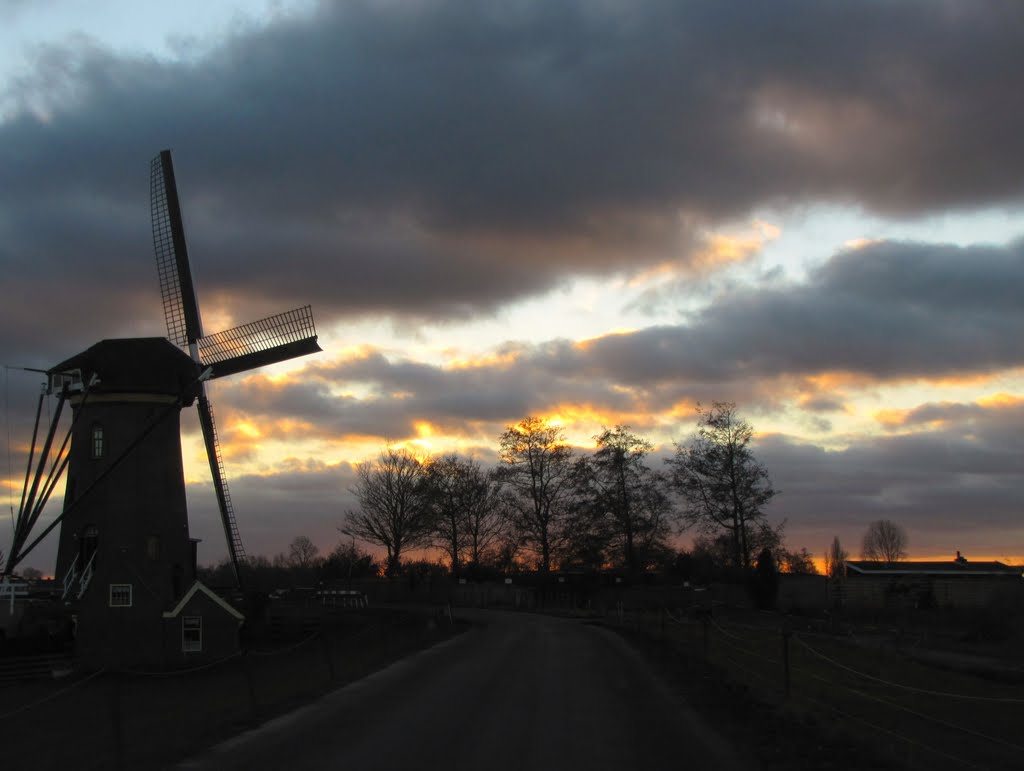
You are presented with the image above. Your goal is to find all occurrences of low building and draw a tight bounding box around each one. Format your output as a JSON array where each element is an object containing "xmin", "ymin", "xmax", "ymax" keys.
[{"xmin": 839, "ymin": 556, "xmax": 1022, "ymax": 610}]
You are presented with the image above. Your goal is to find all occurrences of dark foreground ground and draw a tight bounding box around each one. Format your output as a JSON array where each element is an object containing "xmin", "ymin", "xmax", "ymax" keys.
[
  {"xmin": 9, "ymin": 603, "xmax": 1012, "ymax": 769},
  {"xmin": 178, "ymin": 609, "xmax": 743, "ymax": 770},
  {"xmin": 3, "ymin": 608, "xmax": 460, "ymax": 770}
]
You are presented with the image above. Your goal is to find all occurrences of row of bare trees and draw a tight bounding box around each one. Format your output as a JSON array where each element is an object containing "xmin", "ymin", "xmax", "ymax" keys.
[{"xmin": 342, "ymin": 403, "xmax": 789, "ymax": 577}]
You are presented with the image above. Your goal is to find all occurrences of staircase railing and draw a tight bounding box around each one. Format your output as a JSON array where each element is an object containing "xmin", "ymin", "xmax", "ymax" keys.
[
  {"xmin": 61, "ymin": 556, "xmax": 79, "ymax": 601},
  {"xmin": 77, "ymin": 551, "xmax": 97, "ymax": 599}
]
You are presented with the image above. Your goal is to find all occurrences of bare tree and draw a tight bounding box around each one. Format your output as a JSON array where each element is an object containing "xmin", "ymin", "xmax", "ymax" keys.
[
  {"xmin": 423, "ymin": 454, "xmax": 508, "ymax": 577},
  {"xmin": 341, "ymin": 445, "xmax": 433, "ymax": 576},
  {"xmin": 462, "ymin": 465, "xmax": 507, "ymax": 571},
  {"xmin": 496, "ymin": 417, "xmax": 577, "ymax": 574},
  {"xmin": 581, "ymin": 426, "xmax": 674, "ymax": 574},
  {"xmin": 861, "ymin": 520, "xmax": 908, "ymax": 564},
  {"xmin": 824, "ymin": 536, "xmax": 849, "ymax": 578},
  {"xmin": 666, "ymin": 403, "xmax": 776, "ymax": 572},
  {"xmin": 287, "ymin": 535, "xmax": 321, "ymax": 569},
  {"xmin": 782, "ymin": 547, "xmax": 818, "ymax": 575}
]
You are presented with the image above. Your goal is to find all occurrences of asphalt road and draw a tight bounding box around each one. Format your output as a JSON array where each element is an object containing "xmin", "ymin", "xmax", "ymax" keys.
[{"xmin": 178, "ymin": 609, "xmax": 742, "ymax": 770}]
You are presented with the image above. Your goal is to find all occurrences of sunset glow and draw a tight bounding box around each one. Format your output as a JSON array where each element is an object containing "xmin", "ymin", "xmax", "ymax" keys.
[{"xmin": 2, "ymin": 0, "xmax": 1023, "ymax": 573}]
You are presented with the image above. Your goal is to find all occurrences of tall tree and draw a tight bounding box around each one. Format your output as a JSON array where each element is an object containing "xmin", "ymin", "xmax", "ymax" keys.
[
  {"xmin": 422, "ymin": 454, "xmax": 505, "ymax": 577},
  {"xmin": 861, "ymin": 519, "xmax": 908, "ymax": 564},
  {"xmin": 423, "ymin": 453, "xmax": 471, "ymax": 577},
  {"xmin": 496, "ymin": 417, "xmax": 577, "ymax": 574},
  {"xmin": 341, "ymin": 445, "xmax": 433, "ymax": 576},
  {"xmin": 824, "ymin": 536, "xmax": 849, "ymax": 578},
  {"xmin": 666, "ymin": 403, "xmax": 776, "ymax": 572},
  {"xmin": 287, "ymin": 535, "xmax": 321, "ymax": 569},
  {"xmin": 462, "ymin": 465, "xmax": 507, "ymax": 571},
  {"xmin": 582, "ymin": 426, "xmax": 674, "ymax": 574}
]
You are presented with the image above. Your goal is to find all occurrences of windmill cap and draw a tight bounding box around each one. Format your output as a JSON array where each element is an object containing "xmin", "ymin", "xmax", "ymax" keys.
[{"xmin": 49, "ymin": 338, "xmax": 201, "ymax": 400}]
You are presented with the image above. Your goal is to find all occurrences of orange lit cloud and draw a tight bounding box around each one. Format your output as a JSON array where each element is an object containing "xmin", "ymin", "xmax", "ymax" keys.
[
  {"xmin": 873, "ymin": 392, "xmax": 1024, "ymax": 430},
  {"xmin": 693, "ymin": 220, "xmax": 781, "ymax": 270},
  {"xmin": 626, "ymin": 219, "xmax": 781, "ymax": 287},
  {"xmin": 976, "ymin": 393, "xmax": 1024, "ymax": 409}
]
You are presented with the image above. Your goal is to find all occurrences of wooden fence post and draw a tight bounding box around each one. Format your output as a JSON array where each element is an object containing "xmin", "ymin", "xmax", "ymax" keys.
[
  {"xmin": 781, "ymin": 618, "xmax": 792, "ymax": 699},
  {"xmin": 108, "ymin": 672, "xmax": 124, "ymax": 771},
  {"xmin": 321, "ymin": 631, "xmax": 336, "ymax": 682},
  {"xmin": 242, "ymin": 650, "xmax": 258, "ymax": 717}
]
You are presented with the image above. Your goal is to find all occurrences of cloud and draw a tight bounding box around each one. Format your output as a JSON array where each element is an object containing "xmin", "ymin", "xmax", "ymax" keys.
[
  {"xmin": 185, "ymin": 460, "xmax": 358, "ymax": 564},
  {"xmin": 194, "ymin": 234, "xmax": 1024, "ymax": 457},
  {"xmin": 760, "ymin": 395, "xmax": 1024, "ymax": 557},
  {"xmin": 208, "ymin": 386, "xmax": 1024, "ymax": 562},
  {"xmin": 4, "ymin": 0, "xmax": 1024, "ymax": 367},
  {"xmin": 6, "ymin": 1, "xmax": 1024, "ymax": 567}
]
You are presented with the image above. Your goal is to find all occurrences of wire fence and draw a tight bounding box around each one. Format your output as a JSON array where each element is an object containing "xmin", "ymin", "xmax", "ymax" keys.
[
  {"xmin": 634, "ymin": 605, "xmax": 1024, "ymax": 771},
  {"xmin": 1, "ymin": 609, "xmax": 455, "ymax": 770}
]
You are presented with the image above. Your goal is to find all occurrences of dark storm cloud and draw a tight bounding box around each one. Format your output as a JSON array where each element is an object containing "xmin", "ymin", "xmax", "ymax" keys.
[
  {"xmin": 3, "ymin": 0, "xmax": 1024, "ymax": 366},
  {"xmin": 582, "ymin": 239, "xmax": 1024, "ymax": 385}
]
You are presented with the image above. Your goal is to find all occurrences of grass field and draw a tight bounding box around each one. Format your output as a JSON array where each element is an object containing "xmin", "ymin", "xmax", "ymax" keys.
[
  {"xmin": 2, "ymin": 607, "xmax": 462, "ymax": 770},
  {"xmin": 619, "ymin": 604, "xmax": 1024, "ymax": 771}
]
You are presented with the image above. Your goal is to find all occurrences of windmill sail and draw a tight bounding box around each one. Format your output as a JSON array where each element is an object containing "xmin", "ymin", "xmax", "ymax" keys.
[
  {"xmin": 196, "ymin": 395, "xmax": 246, "ymax": 573},
  {"xmin": 151, "ymin": 151, "xmax": 203, "ymax": 347},
  {"xmin": 151, "ymin": 149, "xmax": 321, "ymax": 587},
  {"xmin": 198, "ymin": 305, "xmax": 320, "ymax": 379}
]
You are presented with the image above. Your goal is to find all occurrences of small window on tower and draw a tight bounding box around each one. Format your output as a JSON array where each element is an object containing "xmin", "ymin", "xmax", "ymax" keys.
[
  {"xmin": 146, "ymin": 535, "xmax": 161, "ymax": 560},
  {"xmin": 91, "ymin": 425, "xmax": 104, "ymax": 459},
  {"xmin": 109, "ymin": 584, "xmax": 132, "ymax": 607},
  {"xmin": 182, "ymin": 616, "xmax": 202, "ymax": 652}
]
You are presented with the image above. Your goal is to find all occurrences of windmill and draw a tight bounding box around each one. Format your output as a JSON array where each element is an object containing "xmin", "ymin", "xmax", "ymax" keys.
[
  {"xmin": 3, "ymin": 151, "xmax": 320, "ymax": 667},
  {"xmin": 149, "ymin": 149, "xmax": 321, "ymax": 584}
]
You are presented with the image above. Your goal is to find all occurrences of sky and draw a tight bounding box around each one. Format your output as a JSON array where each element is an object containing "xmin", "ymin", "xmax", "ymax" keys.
[{"xmin": 3, "ymin": 0, "xmax": 1024, "ymax": 572}]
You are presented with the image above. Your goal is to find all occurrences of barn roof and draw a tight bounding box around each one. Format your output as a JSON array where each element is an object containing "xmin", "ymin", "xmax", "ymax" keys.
[
  {"xmin": 50, "ymin": 338, "xmax": 200, "ymax": 399},
  {"xmin": 845, "ymin": 560, "xmax": 1021, "ymax": 577}
]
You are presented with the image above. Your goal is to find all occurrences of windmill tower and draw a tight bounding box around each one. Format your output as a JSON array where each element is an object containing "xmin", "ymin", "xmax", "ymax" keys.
[{"xmin": 6, "ymin": 151, "xmax": 320, "ymax": 668}]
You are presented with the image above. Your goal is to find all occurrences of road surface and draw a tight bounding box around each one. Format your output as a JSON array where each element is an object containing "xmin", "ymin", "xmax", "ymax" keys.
[{"xmin": 178, "ymin": 609, "xmax": 742, "ymax": 770}]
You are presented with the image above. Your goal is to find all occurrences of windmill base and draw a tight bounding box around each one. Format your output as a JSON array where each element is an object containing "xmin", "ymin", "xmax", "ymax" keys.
[{"xmin": 73, "ymin": 580, "xmax": 244, "ymax": 671}]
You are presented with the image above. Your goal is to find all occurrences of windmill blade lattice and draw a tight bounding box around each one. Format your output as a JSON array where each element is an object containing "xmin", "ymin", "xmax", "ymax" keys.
[
  {"xmin": 198, "ymin": 305, "xmax": 319, "ymax": 379},
  {"xmin": 196, "ymin": 394, "xmax": 246, "ymax": 568},
  {"xmin": 150, "ymin": 151, "xmax": 202, "ymax": 347}
]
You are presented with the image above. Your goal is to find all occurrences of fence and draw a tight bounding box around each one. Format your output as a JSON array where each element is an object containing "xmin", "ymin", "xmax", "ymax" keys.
[
  {"xmin": 0, "ymin": 608, "xmax": 456, "ymax": 770},
  {"xmin": 619, "ymin": 604, "xmax": 1024, "ymax": 771}
]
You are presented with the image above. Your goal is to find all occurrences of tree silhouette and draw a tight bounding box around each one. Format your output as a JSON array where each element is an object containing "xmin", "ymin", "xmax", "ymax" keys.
[
  {"xmin": 342, "ymin": 445, "xmax": 434, "ymax": 576},
  {"xmin": 667, "ymin": 403, "xmax": 776, "ymax": 572},
  {"xmin": 861, "ymin": 519, "xmax": 908, "ymax": 564},
  {"xmin": 580, "ymin": 426, "xmax": 674, "ymax": 574},
  {"xmin": 460, "ymin": 465, "xmax": 507, "ymax": 573},
  {"xmin": 423, "ymin": 453, "xmax": 471, "ymax": 577},
  {"xmin": 287, "ymin": 535, "xmax": 320, "ymax": 569},
  {"xmin": 497, "ymin": 417, "xmax": 576, "ymax": 574},
  {"xmin": 782, "ymin": 547, "xmax": 818, "ymax": 575},
  {"xmin": 824, "ymin": 536, "xmax": 848, "ymax": 578}
]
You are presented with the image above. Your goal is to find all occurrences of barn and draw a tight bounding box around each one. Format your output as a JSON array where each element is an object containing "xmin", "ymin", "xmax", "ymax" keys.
[{"xmin": 840, "ymin": 556, "xmax": 1022, "ymax": 610}]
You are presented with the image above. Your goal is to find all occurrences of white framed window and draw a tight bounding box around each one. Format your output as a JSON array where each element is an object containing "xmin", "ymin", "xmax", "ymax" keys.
[
  {"xmin": 182, "ymin": 616, "xmax": 202, "ymax": 652},
  {"xmin": 109, "ymin": 583, "xmax": 132, "ymax": 607},
  {"xmin": 49, "ymin": 369, "xmax": 83, "ymax": 394},
  {"xmin": 91, "ymin": 424, "xmax": 104, "ymax": 459}
]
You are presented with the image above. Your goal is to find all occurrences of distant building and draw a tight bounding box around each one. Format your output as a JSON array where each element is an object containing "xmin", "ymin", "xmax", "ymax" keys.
[{"xmin": 839, "ymin": 555, "xmax": 1022, "ymax": 610}]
